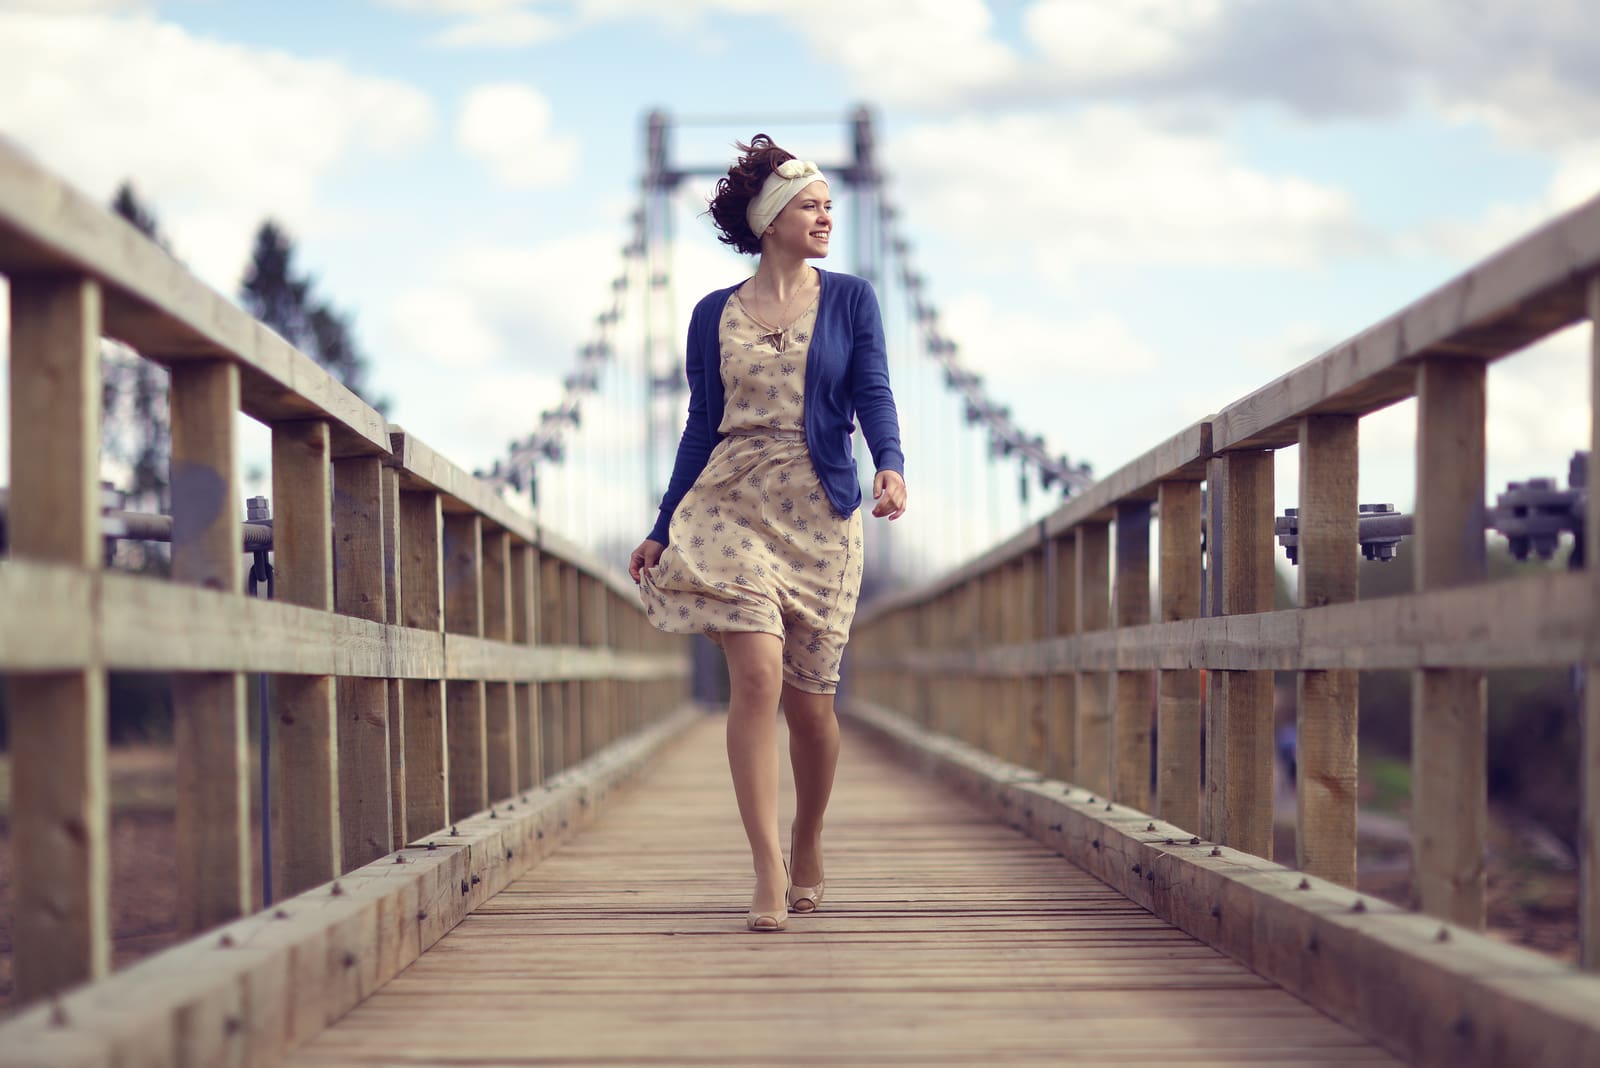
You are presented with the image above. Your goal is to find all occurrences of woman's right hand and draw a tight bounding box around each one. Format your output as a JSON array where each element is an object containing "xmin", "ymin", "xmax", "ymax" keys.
[{"xmin": 628, "ymin": 539, "xmax": 665, "ymax": 584}]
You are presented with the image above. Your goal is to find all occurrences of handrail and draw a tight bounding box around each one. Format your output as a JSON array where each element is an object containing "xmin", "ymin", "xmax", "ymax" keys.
[
  {"xmin": 850, "ymin": 186, "xmax": 1600, "ymax": 976},
  {"xmin": 0, "ymin": 138, "xmax": 691, "ymax": 1015}
]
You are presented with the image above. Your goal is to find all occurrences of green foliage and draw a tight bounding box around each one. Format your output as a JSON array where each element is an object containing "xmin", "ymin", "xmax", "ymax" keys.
[{"xmin": 240, "ymin": 221, "xmax": 389, "ymax": 413}]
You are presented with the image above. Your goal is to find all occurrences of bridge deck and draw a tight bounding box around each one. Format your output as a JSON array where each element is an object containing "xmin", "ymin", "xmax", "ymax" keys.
[{"xmin": 286, "ymin": 713, "xmax": 1402, "ymax": 1067}]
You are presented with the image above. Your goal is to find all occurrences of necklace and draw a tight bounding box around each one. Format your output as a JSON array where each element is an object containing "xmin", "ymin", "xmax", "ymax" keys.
[{"xmin": 742, "ymin": 273, "xmax": 812, "ymax": 353}]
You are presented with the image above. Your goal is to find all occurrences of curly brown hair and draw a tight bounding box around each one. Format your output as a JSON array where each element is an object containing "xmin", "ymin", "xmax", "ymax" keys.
[{"xmin": 706, "ymin": 134, "xmax": 796, "ymax": 256}]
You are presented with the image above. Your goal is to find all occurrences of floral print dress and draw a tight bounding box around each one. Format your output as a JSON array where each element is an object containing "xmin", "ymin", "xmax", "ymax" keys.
[{"xmin": 639, "ymin": 290, "xmax": 865, "ymax": 694}]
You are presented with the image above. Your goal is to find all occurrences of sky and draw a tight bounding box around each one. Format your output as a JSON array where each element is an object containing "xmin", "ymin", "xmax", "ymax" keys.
[{"xmin": 1, "ymin": 0, "xmax": 1597, "ymax": 579}]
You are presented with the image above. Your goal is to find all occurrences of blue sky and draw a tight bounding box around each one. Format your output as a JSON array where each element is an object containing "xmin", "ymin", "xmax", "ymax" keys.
[{"xmin": 2, "ymin": 0, "xmax": 1596, "ymax": 575}]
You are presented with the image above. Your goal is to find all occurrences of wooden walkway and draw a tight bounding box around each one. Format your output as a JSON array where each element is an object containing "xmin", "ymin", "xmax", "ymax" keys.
[{"xmin": 286, "ymin": 712, "xmax": 1403, "ymax": 1067}]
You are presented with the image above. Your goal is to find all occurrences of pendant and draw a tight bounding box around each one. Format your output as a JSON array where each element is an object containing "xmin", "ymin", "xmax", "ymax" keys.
[{"xmin": 758, "ymin": 328, "xmax": 788, "ymax": 352}]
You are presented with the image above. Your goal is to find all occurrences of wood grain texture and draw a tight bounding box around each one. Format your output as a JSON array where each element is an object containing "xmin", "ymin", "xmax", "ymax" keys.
[
  {"xmin": 1156, "ymin": 479, "xmax": 1203, "ymax": 831},
  {"xmin": 846, "ymin": 700, "xmax": 1600, "ymax": 1068},
  {"xmin": 1046, "ymin": 534, "xmax": 1077, "ymax": 781},
  {"xmin": 442, "ymin": 513, "xmax": 483, "ymax": 638},
  {"xmin": 481, "ymin": 528, "xmax": 512, "ymax": 642},
  {"xmin": 403, "ymin": 679, "xmax": 448, "ymax": 836},
  {"xmin": 1113, "ymin": 501, "xmax": 1153, "ymax": 809},
  {"xmin": 1411, "ymin": 358, "xmax": 1489, "ymax": 928},
  {"xmin": 1296, "ymin": 415, "xmax": 1360, "ymax": 887},
  {"xmin": 285, "ymin": 711, "xmax": 1401, "ymax": 1068},
  {"xmin": 447, "ymin": 680, "xmax": 488, "ymax": 822},
  {"xmin": 1205, "ymin": 450, "xmax": 1275, "ymax": 858},
  {"xmin": 1074, "ymin": 522, "xmax": 1111, "ymax": 795}
]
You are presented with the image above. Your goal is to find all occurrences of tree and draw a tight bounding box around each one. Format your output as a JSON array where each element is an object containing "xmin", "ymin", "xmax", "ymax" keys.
[
  {"xmin": 240, "ymin": 221, "xmax": 387, "ymax": 412},
  {"xmin": 104, "ymin": 182, "xmax": 173, "ymax": 554}
]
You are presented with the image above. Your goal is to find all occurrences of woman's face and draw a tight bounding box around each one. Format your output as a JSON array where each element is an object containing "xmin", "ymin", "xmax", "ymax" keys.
[{"xmin": 768, "ymin": 180, "xmax": 832, "ymax": 259}]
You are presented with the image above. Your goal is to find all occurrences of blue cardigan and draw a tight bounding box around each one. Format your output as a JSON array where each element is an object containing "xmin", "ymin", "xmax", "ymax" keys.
[{"xmin": 648, "ymin": 269, "xmax": 905, "ymax": 546}]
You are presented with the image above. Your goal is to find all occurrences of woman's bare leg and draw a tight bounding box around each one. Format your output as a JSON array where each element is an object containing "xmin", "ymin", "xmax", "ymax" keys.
[
  {"xmin": 722, "ymin": 632, "xmax": 787, "ymax": 918},
  {"xmin": 782, "ymin": 684, "xmax": 839, "ymax": 890}
]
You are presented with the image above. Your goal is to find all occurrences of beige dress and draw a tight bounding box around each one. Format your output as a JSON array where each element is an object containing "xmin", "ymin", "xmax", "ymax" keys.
[{"xmin": 639, "ymin": 290, "xmax": 865, "ymax": 694}]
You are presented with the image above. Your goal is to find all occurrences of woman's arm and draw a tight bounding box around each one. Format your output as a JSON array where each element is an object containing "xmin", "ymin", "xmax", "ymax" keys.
[
  {"xmin": 848, "ymin": 282, "xmax": 905, "ymax": 478},
  {"xmin": 646, "ymin": 296, "xmax": 719, "ymax": 545}
]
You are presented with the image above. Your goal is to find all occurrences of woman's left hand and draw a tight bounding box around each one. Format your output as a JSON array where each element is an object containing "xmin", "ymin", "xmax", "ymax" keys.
[{"xmin": 871, "ymin": 470, "xmax": 907, "ymax": 520}]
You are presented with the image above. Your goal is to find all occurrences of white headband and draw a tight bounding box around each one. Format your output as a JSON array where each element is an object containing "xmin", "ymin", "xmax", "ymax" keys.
[{"xmin": 745, "ymin": 158, "xmax": 828, "ymax": 238}]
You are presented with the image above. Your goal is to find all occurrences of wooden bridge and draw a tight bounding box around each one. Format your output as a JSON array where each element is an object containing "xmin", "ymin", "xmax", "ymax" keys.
[{"xmin": 1, "ymin": 139, "xmax": 1598, "ymax": 1066}]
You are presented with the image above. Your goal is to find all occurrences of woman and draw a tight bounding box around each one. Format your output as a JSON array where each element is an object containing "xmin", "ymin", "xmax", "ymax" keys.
[{"xmin": 628, "ymin": 135, "xmax": 908, "ymax": 932}]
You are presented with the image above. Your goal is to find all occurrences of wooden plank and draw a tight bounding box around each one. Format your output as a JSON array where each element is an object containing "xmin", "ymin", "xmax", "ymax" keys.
[
  {"xmin": 167, "ymin": 359, "xmax": 251, "ymax": 934},
  {"xmin": 512, "ymin": 543, "xmax": 541, "ymax": 792},
  {"xmin": 1156, "ymin": 479, "xmax": 1202, "ymax": 831},
  {"xmin": 0, "ymin": 142, "xmax": 389, "ymax": 455},
  {"xmin": 482, "ymin": 528, "xmax": 512, "ymax": 643},
  {"xmin": 382, "ymin": 466, "xmax": 406, "ymax": 850},
  {"xmin": 1074, "ymin": 521, "xmax": 1111, "ymax": 795},
  {"xmin": 442, "ymin": 514, "xmax": 487, "ymax": 819},
  {"xmin": 0, "ymin": 709, "xmax": 700, "ymax": 1066},
  {"xmin": 1205, "ymin": 450, "xmax": 1275, "ymax": 858},
  {"xmin": 1048, "ymin": 533, "xmax": 1077, "ymax": 781},
  {"xmin": 272, "ymin": 419, "xmax": 342, "ymax": 896},
  {"xmin": 399, "ymin": 490, "xmax": 447, "ymax": 837},
  {"xmin": 1411, "ymin": 358, "xmax": 1488, "ymax": 928},
  {"xmin": 442, "ymin": 513, "xmax": 484, "ymax": 638},
  {"xmin": 1586, "ymin": 278, "xmax": 1600, "ymax": 972},
  {"xmin": 389, "ymin": 426, "xmax": 536, "ymax": 546},
  {"xmin": 334, "ymin": 456, "xmax": 393, "ymax": 871},
  {"xmin": 1295, "ymin": 414, "xmax": 1360, "ymax": 887},
  {"xmin": 1113, "ymin": 501, "xmax": 1152, "ymax": 809},
  {"xmin": 846, "ymin": 700, "xmax": 1600, "ymax": 1068},
  {"xmin": 6, "ymin": 274, "xmax": 110, "ymax": 1004}
]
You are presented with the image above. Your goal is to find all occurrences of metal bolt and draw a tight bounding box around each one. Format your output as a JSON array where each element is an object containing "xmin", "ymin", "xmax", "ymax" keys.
[
  {"xmin": 505, "ymin": 849, "xmax": 513, "ymax": 861},
  {"xmin": 246, "ymin": 496, "xmax": 271, "ymax": 522},
  {"xmin": 1146, "ymin": 823, "xmax": 1156, "ymax": 832},
  {"xmin": 1104, "ymin": 803, "xmax": 1113, "ymax": 812},
  {"xmin": 49, "ymin": 1002, "xmax": 69, "ymax": 1028},
  {"xmin": 1297, "ymin": 878, "xmax": 1311, "ymax": 890},
  {"xmin": 274, "ymin": 908, "xmax": 290, "ymax": 920},
  {"xmin": 451, "ymin": 826, "xmax": 460, "ymax": 836},
  {"xmin": 1164, "ymin": 837, "xmax": 1175, "ymax": 845},
  {"xmin": 416, "ymin": 909, "xmax": 428, "ymax": 922},
  {"xmin": 331, "ymin": 882, "xmax": 343, "ymax": 897},
  {"xmin": 1209, "ymin": 846, "xmax": 1222, "ymax": 857},
  {"xmin": 490, "ymin": 808, "xmax": 498, "ymax": 819},
  {"xmin": 394, "ymin": 854, "xmax": 406, "ymax": 864},
  {"xmin": 1436, "ymin": 927, "xmax": 1450, "ymax": 943},
  {"xmin": 1351, "ymin": 899, "xmax": 1366, "ymax": 913},
  {"xmin": 460, "ymin": 879, "xmax": 470, "ymax": 895},
  {"xmin": 471, "ymin": 875, "xmax": 481, "ymax": 886},
  {"xmin": 1091, "ymin": 839, "xmax": 1101, "ymax": 850},
  {"xmin": 1210, "ymin": 906, "xmax": 1221, "ymax": 920},
  {"xmin": 427, "ymin": 841, "xmax": 438, "ymax": 851},
  {"xmin": 1131, "ymin": 863, "xmax": 1142, "ymax": 874},
  {"xmin": 342, "ymin": 952, "xmax": 357, "ymax": 970},
  {"xmin": 218, "ymin": 934, "xmax": 236, "ymax": 948}
]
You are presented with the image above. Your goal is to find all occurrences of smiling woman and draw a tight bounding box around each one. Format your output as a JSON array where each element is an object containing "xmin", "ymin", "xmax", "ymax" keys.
[{"xmin": 627, "ymin": 134, "xmax": 908, "ymax": 932}]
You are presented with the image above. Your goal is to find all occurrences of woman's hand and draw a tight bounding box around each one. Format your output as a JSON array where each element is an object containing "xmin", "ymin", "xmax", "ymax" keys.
[
  {"xmin": 871, "ymin": 470, "xmax": 907, "ymax": 520},
  {"xmin": 628, "ymin": 539, "xmax": 665, "ymax": 584}
]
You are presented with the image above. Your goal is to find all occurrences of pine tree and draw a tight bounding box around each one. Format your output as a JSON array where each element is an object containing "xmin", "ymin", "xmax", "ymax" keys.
[
  {"xmin": 240, "ymin": 220, "xmax": 387, "ymax": 412},
  {"xmin": 104, "ymin": 182, "xmax": 173, "ymax": 533}
]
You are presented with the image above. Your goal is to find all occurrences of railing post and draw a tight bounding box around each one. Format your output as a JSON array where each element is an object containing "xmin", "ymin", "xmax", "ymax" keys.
[
  {"xmin": 1113, "ymin": 500, "xmax": 1153, "ymax": 809},
  {"xmin": 1296, "ymin": 414, "xmax": 1360, "ymax": 886},
  {"xmin": 482, "ymin": 527, "xmax": 517, "ymax": 803},
  {"xmin": 563, "ymin": 564, "xmax": 584, "ymax": 765},
  {"xmin": 271, "ymin": 418, "xmax": 341, "ymax": 894},
  {"xmin": 1024, "ymin": 547, "xmax": 1048, "ymax": 771},
  {"xmin": 1074, "ymin": 520, "xmax": 1111, "ymax": 793},
  {"xmin": 169, "ymin": 358, "xmax": 251, "ymax": 930},
  {"xmin": 512, "ymin": 541, "xmax": 542, "ymax": 792},
  {"xmin": 1586, "ymin": 277, "xmax": 1600, "ymax": 970},
  {"xmin": 7, "ymin": 276, "xmax": 110, "ymax": 1002},
  {"xmin": 538, "ymin": 552, "xmax": 566, "ymax": 777},
  {"xmin": 1048, "ymin": 530, "xmax": 1078, "ymax": 781},
  {"xmin": 1204, "ymin": 450, "xmax": 1275, "ymax": 856},
  {"xmin": 444, "ymin": 513, "xmax": 488, "ymax": 819},
  {"xmin": 400, "ymin": 490, "xmax": 448, "ymax": 834},
  {"xmin": 333, "ymin": 454, "xmax": 392, "ymax": 870},
  {"xmin": 1411, "ymin": 358, "xmax": 1488, "ymax": 928},
  {"xmin": 381, "ymin": 465, "xmax": 407, "ymax": 850},
  {"xmin": 1156, "ymin": 479, "xmax": 1203, "ymax": 831}
]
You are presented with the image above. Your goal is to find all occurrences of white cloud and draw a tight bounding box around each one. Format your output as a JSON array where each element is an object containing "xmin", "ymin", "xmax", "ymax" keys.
[
  {"xmin": 456, "ymin": 83, "xmax": 578, "ymax": 189},
  {"xmin": 433, "ymin": 9, "xmax": 560, "ymax": 46},
  {"xmin": 383, "ymin": 288, "xmax": 504, "ymax": 368},
  {"xmin": 940, "ymin": 294, "xmax": 1158, "ymax": 379},
  {"xmin": 888, "ymin": 109, "xmax": 1372, "ymax": 278},
  {"xmin": 0, "ymin": 9, "xmax": 435, "ymax": 291},
  {"xmin": 1026, "ymin": 0, "xmax": 1222, "ymax": 81}
]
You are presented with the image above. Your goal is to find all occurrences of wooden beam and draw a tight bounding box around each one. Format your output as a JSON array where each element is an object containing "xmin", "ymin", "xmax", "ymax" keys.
[
  {"xmin": 169, "ymin": 359, "xmax": 251, "ymax": 932},
  {"xmin": 399, "ymin": 490, "xmax": 447, "ymax": 836},
  {"xmin": 381, "ymin": 466, "xmax": 406, "ymax": 850},
  {"xmin": 443, "ymin": 514, "xmax": 486, "ymax": 818},
  {"xmin": 1112, "ymin": 501, "xmax": 1153, "ymax": 809},
  {"xmin": 1204, "ymin": 450, "xmax": 1275, "ymax": 857},
  {"xmin": 1074, "ymin": 521, "xmax": 1111, "ymax": 794},
  {"xmin": 271, "ymin": 419, "xmax": 341, "ymax": 895},
  {"xmin": 6, "ymin": 275, "xmax": 110, "ymax": 1003},
  {"xmin": 1296, "ymin": 414, "xmax": 1360, "ymax": 887},
  {"xmin": 1155, "ymin": 479, "xmax": 1203, "ymax": 831},
  {"xmin": 334, "ymin": 456, "xmax": 393, "ymax": 870},
  {"xmin": 1048, "ymin": 533, "xmax": 1077, "ymax": 781},
  {"xmin": 1411, "ymin": 358, "xmax": 1488, "ymax": 928}
]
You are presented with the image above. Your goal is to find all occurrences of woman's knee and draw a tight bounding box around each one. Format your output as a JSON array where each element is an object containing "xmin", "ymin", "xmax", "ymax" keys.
[
  {"xmin": 781, "ymin": 687, "xmax": 837, "ymax": 733},
  {"xmin": 724, "ymin": 633, "xmax": 784, "ymax": 707}
]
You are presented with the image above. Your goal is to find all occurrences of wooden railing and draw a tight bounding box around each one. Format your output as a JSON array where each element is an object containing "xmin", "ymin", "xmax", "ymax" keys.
[
  {"xmin": 0, "ymin": 141, "xmax": 689, "ymax": 1016},
  {"xmin": 847, "ymin": 186, "xmax": 1600, "ymax": 1060}
]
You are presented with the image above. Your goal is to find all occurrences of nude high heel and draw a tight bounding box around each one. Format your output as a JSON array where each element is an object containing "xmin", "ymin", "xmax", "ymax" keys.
[
  {"xmin": 787, "ymin": 834, "xmax": 825, "ymax": 913},
  {"xmin": 747, "ymin": 861, "xmax": 789, "ymax": 932}
]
